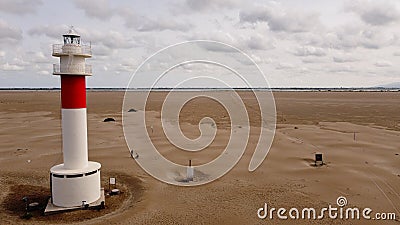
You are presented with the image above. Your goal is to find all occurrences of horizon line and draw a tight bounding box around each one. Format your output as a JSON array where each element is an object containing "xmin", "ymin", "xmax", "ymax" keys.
[{"xmin": 0, "ymin": 87, "xmax": 399, "ymax": 90}]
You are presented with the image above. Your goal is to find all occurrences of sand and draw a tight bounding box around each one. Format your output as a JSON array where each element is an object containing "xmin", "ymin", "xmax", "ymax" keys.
[{"xmin": 0, "ymin": 91, "xmax": 399, "ymax": 224}]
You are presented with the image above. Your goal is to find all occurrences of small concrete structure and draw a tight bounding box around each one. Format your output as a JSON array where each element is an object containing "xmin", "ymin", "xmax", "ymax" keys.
[
  {"xmin": 315, "ymin": 153, "xmax": 323, "ymax": 166},
  {"xmin": 44, "ymin": 188, "xmax": 105, "ymax": 215}
]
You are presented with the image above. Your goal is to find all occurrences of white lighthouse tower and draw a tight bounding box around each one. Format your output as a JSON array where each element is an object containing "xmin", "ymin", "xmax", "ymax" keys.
[{"xmin": 50, "ymin": 27, "xmax": 102, "ymax": 207}]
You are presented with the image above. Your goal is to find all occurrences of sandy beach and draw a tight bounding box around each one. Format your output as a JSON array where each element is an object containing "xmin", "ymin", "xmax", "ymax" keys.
[{"xmin": 0, "ymin": 91, "xmax": 399, "ymax": 224}]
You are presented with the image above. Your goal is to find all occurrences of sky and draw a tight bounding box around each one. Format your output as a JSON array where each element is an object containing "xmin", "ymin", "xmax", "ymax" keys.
[{"xmin": 0, "ymin": 0, "xmax": 399, "ymax": 88}]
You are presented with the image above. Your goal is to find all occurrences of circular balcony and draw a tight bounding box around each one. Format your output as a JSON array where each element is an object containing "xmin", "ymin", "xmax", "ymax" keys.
[
  {"xmin": 52, "ymin": 44, "xmax": 92, "ymax": 57},
  {"xmin": 53, "ymin": 64, "xmax": 92, "ymax": 76}
]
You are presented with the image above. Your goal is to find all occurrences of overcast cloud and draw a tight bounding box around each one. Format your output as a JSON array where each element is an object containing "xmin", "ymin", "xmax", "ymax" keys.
[
  {"xmin": 0, "ymin": 0, "xmax": 399, "ymax": 88},
  {"xmin": 345, "ymin": 0, "xmax": 400, "ymax": 26},
  {"xmin": 0, "ymin": 0, "xmax": 43, "ymax": 15}
]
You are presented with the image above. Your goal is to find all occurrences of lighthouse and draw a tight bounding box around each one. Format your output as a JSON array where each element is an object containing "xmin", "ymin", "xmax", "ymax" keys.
[{"xmin": 50, "ymin": 27, "xmax": 102, "ymax": 207}]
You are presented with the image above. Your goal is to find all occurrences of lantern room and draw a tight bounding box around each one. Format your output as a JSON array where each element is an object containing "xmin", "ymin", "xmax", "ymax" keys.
[{"xmin": 63, "ymin": 26, "xmax": 81, "ymax": 45}]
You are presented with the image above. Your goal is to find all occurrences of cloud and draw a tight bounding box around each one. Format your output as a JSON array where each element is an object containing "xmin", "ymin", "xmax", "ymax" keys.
[
  {"xmin": 375, "ymin": 60, "xmax": 392, "ymax": 67},
  {"xmin": 73, "ymin": 1, "xmax": 190, "ymax": 32},
  {"xmin": 302, "ymin": 57, "xmax": 325, "ymax": 64},
  {"xmin": 116, "ymin": 7, "xmax": 192, "ymax": 32},
  {"xmin": 117, "ymin": 7, "xmax": 138, "ymax": 28},
  {"xmin": 294, "ymin": 46, "xmax": 326, "ymax": 57},
  {"xmin": 0, "ymin": 0, "xmax": 42, "ymax": 15},
  {"xmin": 185, "ymin": 31, "xmax": 238, "ymax": 52},
  {"xmin": 327, "ymin": 65, "xmax": 355, "ymax": 73},
  {"xmin": 186, "ymin": 31, "xmax": 274, "ymax": 52},
  {"xmin": 28, "ymin": 25, "xmax": 69, "ymax": 39},
  {"xmin": 136, "ymin": 17, "xmax": 192, "ymax": 32},
  {"xmin": 37, "ymin": 70, "xmax": 50, "ymax": 75},
  {"xmin": 170, "ymin": 0, "xmax": 240, "ymax": 14},
  {"xmin": 345, "ymin": 0, "xmax": 400, "ymax": 26},
  {"xmin": 250, "ymin": 54, "xmax": 272, "ymax": 64},
  {"xmin": 276, "ymin": 62, "xmax": 295, "ymax": 70},
  {"xmin": 185, "ymin": 0, "xmax": 239, "ymax": 11},
  {"xmin": 189, "ymin": 31, "xmax": 236, "ymax": 44},
  {"xmin": 80, "ymin": 29, "xmax": 135, "ymax": 49},
  {"xmin": 0, "ymin": 62, "xmax": 24, "ymax": 71},
  {"xmin": 197, "ymin": 42, "xmax": 238, "ymax": 52},
  {"xmin": 330, "ymin": 23, "xmax": 398, "ymax": 50},
  {"xmin": 73, "ymin": 0, "xmax": 114, "ymax": 20},
  {"xmin": 239, "ymin": 2, "xmax": 321, "ymax": 33},
  {"xmin": 177, "ymin": 62, "xmax": 215, "ymax": 74},
  {"xmin": 91, "ymin": 45, "xmax": 115, "ymax": 57},
  {"xmin": 26, "ymin": 51, "xmax": 49, "ymax": 64},
  {"xmin": 28, "ymin": 25, "xmax": 135, "ymax": 49},
  {"xmin": 291, "ymin": 32, "xmax": 330, "ymax": 47},
  {"xmin": 333, "ymin": 54, "xmax": 357, "ymax": 63},
  {"xmin": 243, "ymin": 33, "xmax": 275, "ymax": 50},
  {"xmin": 0, "ymin": 19, "xmax": 22, "ymax": 44}
]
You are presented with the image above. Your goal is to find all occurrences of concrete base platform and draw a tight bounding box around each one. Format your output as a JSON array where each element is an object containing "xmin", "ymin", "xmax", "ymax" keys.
[{"xmin": 44, "ymin": 188, "xmax": 105, "ymax": 215}]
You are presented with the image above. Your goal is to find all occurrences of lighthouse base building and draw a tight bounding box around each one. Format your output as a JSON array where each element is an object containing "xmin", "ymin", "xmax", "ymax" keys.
[
  {"xmin": 50, "ymin": 163, "xmax": 101, "ymax": 207},
  {"xmin": 45, "ymin": 27, "xmax": 104, "ymax": 212}
]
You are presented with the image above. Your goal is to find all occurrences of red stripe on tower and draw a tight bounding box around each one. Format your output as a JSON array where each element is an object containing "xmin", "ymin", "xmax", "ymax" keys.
[{"xmin": 61, "ymin": 75, "xmax": 86, "ymax": 109}]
